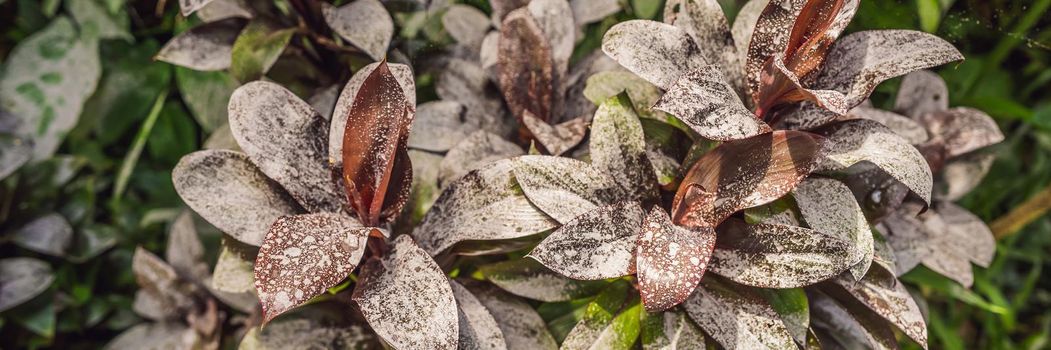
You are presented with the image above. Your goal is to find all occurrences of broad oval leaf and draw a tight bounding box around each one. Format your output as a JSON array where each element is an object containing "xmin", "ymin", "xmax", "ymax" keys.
[
  {"xmin": 229, "ymin": 20, "xmax": 294, "ymax": 82},
  {"xmin": 12, "ymin": 213, "xmax": 73, "ymax": 257},
  {"xmin": 710, "ymin": 220, "xmax": 856, "ymax": 288},
  {"xmin": 463, "ymin": 281, "xmax": 559, "ymax": 350},
  {"xmin": 671, "ymin": 130, "xmax": 823, "ymax": 228},
  {"xmin": 450, "ymin": 280, "xmax": 508, "ymax": 350},
  {"xmin": 499, "ymin": 8, "xmax": 556, "ymax": 122},
  {"xmin": 849, "ymin": 107, "xmax": 929, "ymax": 144},
  {"xmin": 415, "ymin": 159, "xmax": 557, "ymax": 255},
  {"xmin": 173, "ymin": 150, "xmax": 301, "ymax": 246},
  {"xmin": 894, "ymin": 70, "xmax": 948, "ymax": 119},
  {"xmin": 443, "ymin": 5, "xmax": 491, "ymax": 49},
  {"xmin": 406, "ymin": 101, "xmax": 472, "ymax": 152},
  {"xmin": 0, "ymin": 258, "xmax": 54, "ymax": 312},
  {"xmin": 239, "ymin": 301, "xmax": 381, "ymax": 349},
  {"xmin": 323, "ymin": 0, "xmax": 394, "ymax": 61},
  {"xmin": 438, "ymin": 131, "xmax": 525, "ymax": 187},
  {"xmin": 530, "ymin": 201, "xmax": 645, "ymax": 280},
  {"xmin": 637, "ymin": 208, "xmax": 716, "ymax": 312},
  {"xmin": 917, "ymin": 107, "xmax": 1003, "ymax": 158},
  {"xmin": 654, "ymin": 65, "xmax": 771, "ymax": 141},
  {"xmin": 938, "ymin": 203, "xmax": 995, "ymax": 267},
  {"xmin": 228, "ymin": 81, "xmax": 345, "ymax": 213},
  {"xmin": 816, "ymin": 118, "xmax": 933, "ymax": 204},
  {"xmin": 683, "ymin": 278, "xmax": 796, "ymax": 350},
  {"xmin": 829, "ymin": 268, "xmax": 927, "ymax": 348},
  {"xmin": 591, "ymin": 94, "xmax": 659, "ymax": 202},
  {"xmin": 329, "ymin": 62, "xmax": 415, "ymax": 169},
  {"xmin": 340, "ymin": 61, "xmax": 415, "ymax": 225},
  {"xmin": 941, "ymin": 152, "xmax": 994, "ymax": 201},
  {"xmin": 513, "ymin": 155, "xmax": 620, "ymax": 224},
  {"xmin": 479, "ymin": 258, "xmax": 608, "ymax": 302},
  {"xmin": 601, "ymin": 20, "xmax": 703, "ymax": 90},
  {"xmin": 352, "ymin": 235, "xmax": 459, "ymax": 349},
  {"xmin": 212, "ymin": 240, "xmax": 255, "ymax": 294},
  {"xmin": 521, "ymin": 112, "xmax": 589, "ymax": 156},
  {"xmin": 793, "ymin": 177, "xmax": 873, "ymax": 280},
  {"xmin": 156, "ymin": 18, "xmax": 246, "ymax": 71},
  {"xmin": 254, "ymin": 213, "xmax": 368, "ymax": 324}
]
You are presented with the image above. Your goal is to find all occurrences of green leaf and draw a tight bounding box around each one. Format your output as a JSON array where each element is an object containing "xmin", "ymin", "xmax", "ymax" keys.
[
  {"xmin": 902, "ymin": 266, "xmax": 1009, "ymax": 314},
  {"xmin": 584, "ymin": 71, "xmax": 670, "ymax": 123},
  {"xmin": 175, "ymin": 67, "xmax": 237, "ymax": 132},
  {"xmin": 632, "ymin": 0, "xmax": 663, "ymax": 20},
  {"xmin": 915, "ymin": 0, "xmax": 941, "ymax": 33},
  {"xmin": 479, "ymin": 258, "xmax": 609, "ymax": 302},
  {"xmin": 561, "ymin": 280, "xmax": 632, "ymax": 349},
  {"xmin": 146, "ymin": 100, "xmax": 198, "ymax": 165},
  {"xmin": 760, "ymin": 288, "xmax": 809, "ymax": 345},
  {"xmin": 75, "ymin": 40, "xmax": 171, "ymax": 146},
  {"xmin": 112, "ymin": 90, "xmax": 167, "ymax": 202},
  {"xmin": 230, "ymin": 20, "xmax": 294, "ymax": 82}
]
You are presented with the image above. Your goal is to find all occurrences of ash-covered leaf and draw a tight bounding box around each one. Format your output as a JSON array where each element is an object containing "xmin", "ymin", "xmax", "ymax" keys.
[
  {"xmin": 463, "ymin": 281, "xmax": 559, "ymax": 350},
  {"xmin": 849, "ymin": 107, "xmax": 929, "ymax": 144},
  {"xmin": 671, "ymin": 130, "xmax": 822, "ymax": 228},
  {"xmin": 918, "ymin": 107, "xmax": 1003, "ymax": 158},
  {"xmin": 528, "ymin": 0, "xmax": 576, "ymax": 73},
  {"xmin": 530, "ymin": 201, "xmax": 645, "ymax": 280},
  {"xmin": 450, "ymin": 280, "xmax": 508, "ymax": 350},
  {"xmin": 415, "ymin": 159, "xmax": 557, "ymax": 255},
  {"xmin": 590, "ymin": 94, "xmax": 659, "ymax": 201},
  {"xmin": 759, "ymin": 288, "xmax": 809, "ymax": 345},
  {"xmin": 793, "ymin": 177, "xmax": 873, "ymax": 280},
  {"xmin": 173, "ymin": 150, "xmax": 300, "ymax": 246},
  {"xmin": 637, "ymin": 208, "xmax": 716, "ymax": 312},
  {"xmin": 254, "ymin": 213, "xmax": 368, "ymax": 324},
  {"xmin": 239, "ymin": 301, "xmax": 381, "ymax": 349},
  {"xmin": 166, "ymin": 211, "xmax": 209, "ymax": 281},
  {"xmin": 655, "ymin": 66, "xmax": 771, "ymax": 141},
  {"xmin": 180, "ymin": 0, "xmax": 217, "ymax": 16},
  {"xmin": 132, "ymin": 247, "xmax": 197, "ymax": 320},
  {"xmin": 710, "ymin": 220, "xmax": 857, "ymax": 288},
  {"xmin": 0, "ymin": 135, "xmax": 31, "ymax": 181},
  {"xmin": 438, "ymin": 131, "xmax": 525, "ymax": 186},
  {"xmin": 406, "ymin": 101, "xmax": 472, "ymax": 152},
  {"xmin": 883, "ymin": 203, "xmax": 990, "ymax": 286},
  {"xmin": 829, "ymin": 267, "xmax": 927, "ymax": 348},
  {"xmin": 330, "ymin": 62, "xmax": 415, "ymax": 169},
  {"xmin": 323, "ymin": 0, "xmax": 394, "ymax": 61},
  {"xmin": 105, "ymin": 322, "xmax": 200, "ymax": 350},
  {"xmin": 156, "ymin": 18, "xmax": 245, "ymax": 71},
  {"xmin": 561, "ymin": 280, "xmax": 630, "ymax": 349},
  {"xmin": 602, "ymin": 20, "xmax": 703, "ymax": 90},
  {"xmin": 641, "ymin": 309, "xmax": 707, "ymax": 350},
  {"xmin": 816, "ymin": 119, "xmax": 933, "ymax": 204},
  {"xmin": 513, "ymin": 155, "xmax": 619, "ymax": 223},
  {"xmin": 744, "ymin": 0, "xmax": 807, "ymax": 98},
  {"xmin": 809, "ymin": 290, "xmax": 898, "ymax": 350},
  {"xmin": 683, "ymin": 278, "xmax": 796, "ymax": 350},
  {"xmin": 443, "ymin": 4, "xmax": 491, "ymax": 49},
  {"xmin": 479, "ymin": 258, "xmax": 608, "ymax": 302},
  {"xmin": 937, "ymin": 203, "xmax": 996, "ymax": 267},
  {"xmin": 664, "ymin": 0, "xmax": 743, "ymax": 91},
  {"xmin": 12, "ymin": 213, "xmax": 72, "ymax": 257},
  {"xmin": 436, "ymin": 59, "xmax": 514, "ymax": 138},
  {"xmin": 522, "ymin": 111, "xmax": 588, "ymax": 156},
  {"xmin": 0, "ymin": 258, "xmax": 54, "ymax": 312},
  {"xmin": 211, "ymin": 239, "xmax": 256, "ymax": 294},
  {"xmin": 229, "ymin": 20, "xmax": 294, "ymax": 82},
  {"xmin": 730, "ymin": 0, "xmax": 768, "ymax": 76},
  {"xmin": 352, "ymin": 235, "xmax": 459, "ymax": 349},
  {"xmin": 571, "ymin": 0, "xmax": 620, "ymax": 25},
  {"xmin": 228, "ymin": 81, "xmax": 344, "ymax": 213},
  {"xmin": 894, "ymin": 70, "xmax": 948, "ymax": 119},
  {"xmin": 941, "ymin": 152, "xmax": 994, "ymax": 201},
  {"xmin": 499, "ymin": 8, "xmax": 556, "ymax": 122},
  {"xmin": 583, "ymin": 71, "xmax": 667, "ymax": 122}
]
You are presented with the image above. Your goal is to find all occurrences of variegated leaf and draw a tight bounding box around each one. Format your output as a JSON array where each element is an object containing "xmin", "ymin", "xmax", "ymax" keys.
[
  {"xmin": 745, "ymin": 0, "xmax": 807, "ymax": 98},
  {"xmin": 0, "ymin": 258, "xmax": 54, "ymax": 312},
  {"xmin": 602, "ymin": 20, "xmax": 704, "ymax": 90},
  {"xmin": 254, "ymin": 213, "xmax": 368, "ymax": 324},
  {"xmin": 329, "ymin": 62, "xmax": 415, "ymax": 169},
  {"xmin": 463, "ymin": 281, "xmax": 559, "ymax": 350},
  {"xmin": 156, "ymin": 18, "xmax": 245, "ymax": 71},
  {"xmin": 664, "ymin": 0, "xmax": 743, "ymax": 91},
  {"xmin": 637, "ymin": 208, "xmax": 716, "ymax": 311},
  {"xmin": 353, "ymin": 235, "xmax": 458, "ymax": 349},
  {"xmin": 479, "ymin": 258, "xmax": 607, "ymax": 302},
  {"xmin": 450, "ymin": 279, "xmax": 508, "ymax": 350},
  {"xmin": 528, "ymin": 0, "xmax": 576, "ymax": 73},
  {"xmin": 683, "ymin": 278, "xmax": 796, "ymax": 350},
  {"xmin": 793, "ymin": 177, "xmax": 873, "ymax": 280},
  {"xmin": 590, "ymin": 94, "xmax": 659, "ymax": 201},
  {"xmin": 816, "ymin": 119, "xmax": 933, "ymax": 204},
  {"xmin": 730, "ymin": 0, "xmax": 769, "ymax": 76},
  {"xmin": 196, "ymin": 0, "xmax": 253, "ymax": 22},
  {"xmin": 894, "ymin": 70, "xmax": 948, "ymax": 119},
  {"xmin": 530, "ymin": 201, "xmax": 645, "ymax": 280},
  {"xmin": 438, "ymin": 131, "xmax": 525, "ymax": 186},
  {"xmin": 917, "ymin": 107, "xmax": 1003, "ymax": 158},
  {"xmin": 173, "ymin": 150, "xmax": 301, "ymax": 246},
  {"xmin": 809, "ymin": 290, "xmax": 898, "ymax": 350},
  {"xmin": 654, "ymin": 66, "xmax": 771, "ymax": 141},
  {"xmin": 830, "ymin": 268, "xmax": 927, "ymax": 348},
  {"xmin": 323, "ymin": 0, "xmax": 394, "ymax": 61},
  {"xmin": 499, "ymin": 8, "xmax": 556, "ymax": 122},
  {"xmin": 436, "ymin": 59, "xmax": 514, "ymax": 138},
  {"xmin": 229, "ymin": 20, "xmax": 294, "ymax": 82},
  {"xmin": 849, "ymin": 107, "xmax": 929, "ymax": 144},
  {"xmin": 640, "ymin": 309, "xmax": 707, "ymax": 350},
  {"xmin": 711, "ymin": 220, "xmax": 857, "ymax": 288},
  {"xmin": 841, "ymin": 162, "xmax": 910, "ymax": 222},
  {"xmin": 513, "ymin": 155, "xmax": 619, "ymax": 223}
]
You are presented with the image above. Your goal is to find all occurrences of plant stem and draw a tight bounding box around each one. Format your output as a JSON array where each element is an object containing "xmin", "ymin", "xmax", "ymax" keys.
[
  {"xmin": 991, "ymin": 182, "xmax": 1051, "ymax": 240},
  {"xmin": 112, "ymin": 90, "xmax": 168, "ymax": 205}
]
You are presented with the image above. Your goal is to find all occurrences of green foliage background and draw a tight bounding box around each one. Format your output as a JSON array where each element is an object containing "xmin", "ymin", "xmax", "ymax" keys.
[{"xmin": 0, "ymin": 0, "xmax": 1048, "ymax": 348}]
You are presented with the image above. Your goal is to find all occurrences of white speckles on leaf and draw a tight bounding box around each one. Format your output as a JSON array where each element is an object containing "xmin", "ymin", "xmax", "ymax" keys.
[
  {"xmin": 793, "ymin": 177, "xmax": 873, "ymax": 280},
  {"xmin": 156, "ymin": 18, "xmax": 245, "ymax": 71},
  {"xmin": 590, "ymin": 94, "xmax": 660, "ymax": 202},
  {"xmin": 513, "ymin": 155, "xmax": 620, "ymax": 223},
  {"xmin": 640, "ymin": 309, "xmax": 708, "ymax": 349},
  {"xmin": 0, "ymin": 258, "xmax": 55, "ymax": 312},
  {"xmin": 602, "ymin": 20, "xmax": 704, "ymax": 90},
  {"xmin": 636, "ymin": 208, "xmax": 716, "ymax": 312},
  {"xmin": 352, "ymin": 235, "xmax": 459, "ymax": 349},
  {"xmin": 816, "ymin": 118, "xmax": 933, "ymax": 204},
  {"xmin": 479, "ymin": 258, "xmax": 608, "ymax": 302},
  {"xmin": 238, "ymin": 301, "xmax": 381, "ymax": 349},
  {"xmin": 682, "ymin": 278, "xmax": 796, "ymax": 350},
  {"xmin": 330, "ymin": 62, "xmax": 415, "ymax": 169},
  {"xmin": 254, "ymin": 213, "xmax": 368, "ymax": 324},
  {"xmin": 322, "ymin": 0, "xmax": 394, "ymax": 61},
  {"xmin": 663, "ymin": 0, "xmax": 743, "ymax": 93},
  {"xmin": 438, "ymin": 131, "xmax": 525, "ymax": 187},
  {"xmin": 530, "ymin": 200, "xmax": 645, "ymax": 280},
  {"xmin": 654, "ymin": 66, "xmax": 771, "ymax": 141},
  {"xmin": 521, "ymin": 111, "xmax": 588, "ymax": 156},
  {"xmin": 849, "ymin": 107, "xmax": 929, "ymax": 144},
  {"xmin": 450, "ymin": 280, "xmax": 508, "ymax": 350},
  {"xmin": 710, "ymin": 220, "xmax": 857, "ymax": 288},
  {"xmin": 809, "ymin": 290, "xmax": 899, "ymax": 350},
  {"xmin": 528, "ymin": 0, "xmax": 576, "ymax": 74}
]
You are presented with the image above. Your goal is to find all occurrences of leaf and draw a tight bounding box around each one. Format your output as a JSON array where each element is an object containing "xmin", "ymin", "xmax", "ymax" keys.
[
  {"xmin": 352, "ymin": 235, "xmax": 459, "ymax": 349},
  {"xmin": 196, "ymin": 0, "xmax": 253, "ymax": 22},
  {"xmin": 654, "ymin": 65, "xmax": 772, "ymax": 141},
  {"xmin": 67, "ymin": 0, "xmax": 131, "ymax": 40},
  {"xmin": 157, "ymin": 18, "xmax": 245, "ymax": 71},
  {"xmin": 601, "ymin": 20, "xmax": 703, "ymax": 90},
  {"xmin": 132, "ymin": 247, "xmax": 197, "ymax": 320},
  {"xmin": 663, "ymin": 0, "xmax": 743, "ymax": 91},
  {"xmin": 180, "ymin": 0, "xmax": 217, "ymax": 16},
  {"xmin": 105, "ymin": 323, "xmax": 200, "ymax": 350},
  {"xmin": 173, "ymin": 149, "xmax": 301, "ymax": 246},
  {"xmin": 683, "ymin": 278, "xmax": 796, "ymax": 350},
  {"xmin": 641, "ymin": 309, "xmax": 707, "ymax": 350},
  {"xmin": 330, "ymin": 62, "xmax": 415, "ymax": 170},
  {"xmin": 438, "ymin": 131, "xmax": 525, "ymax": 187},
  {"xmin": 415, "ymin": 159, "xmax": 556, "ymax": 255},
  {"xmin": 893, "ymin": 70, "xmax": 948, "ymax": 119},
  {"xmin": 815, "ymin": 118, "xmax": 933, "ymax": 204},
  {"xmin": 479, "ymin": 258, "xmax": 608, "ymax": 302},
  {"xmin": 175, "ymin": 67, "xmax": 237, "ymax": 132},
  {"xmin": 339, "ymin": 61, "xmax": 415, "ymax": 225},
  {"xmin": 254, "ymin": 213, "xmax": 367, "ymax": 324},
  {"xmin": 935, "ymin": 202, "xmax": 996, "ymax": 267},
  {"xmin": 759, "ymin": 288, "xmax": 809, "ymax": 345},
  {"xmin": 323, "ymin": 0, "xmax": 394, "ymax": 61},
  {"xmin": 2, "ymin": 17, "xmax": 101, "ymax": 160},
  {"xmin": 917, "ymin": 107, "xmax": 1003, "ymax": 158},
  {"xmin": 228, "ymin": 81, "xmax": 345, "ymax": 213},
  {"xmin": 407, "ymin": 101, "xmax": 473, "ymax": 152},
  {"xmin": 238, "ymin": 301, "xmax": 381, "ymax": 349},
  {"xmin": 744, "ymin": 0, "xmax": 807, "ymax": 98},
  {"xmin": 671, "ymin": 130, "xmax": 823, "ymax": 228},
  {"xmin": 463, "ymin": 281, "xmax": 559, "ymax": 350},
  {"xmin": 404, "ymin": 149, "xmax": 443, "ymax": 224},
  {"xmin": 166, "ymin": 210, "xmax": 210, "ymax": 282},
  {"xmin": 80, "ymin": 40, "xmax": 171, "ymax": 146},
  {"xmin": 849, "ymin": 106, "xmax": 929, "ymax": 144},
  {"xmin": 590, "ymin": 94, "xmax": 659, "ymax": 202},
  {"xmin": 710, "ymin": 220, "xmax": 858, "ymax": 288},
  {"xmin": 490, "ymin": 0, "xmax": 532, "ymax": 27},
  {"xmin": 583, "ymin": 71, "xmax": 668, "ymax": 122},
  {"xmin": 211, "ymin": 239, "xmax": 256, "ymax": 294},
  {"xmin": 0, "ymin": 135, "xmax": 31, "ymax": 181},
  {"xmin": 450, "ymin": 280, "xmax": 508, "ymax": 350},
  {"xmin": 229, "ymin": 20, "xmax": 294, "ymax": 82},
  {"xmin": 840, "ymin": 162, "xmax": 910, "ymax": 222},
  {"xmin": 561, "ymin": 280, "xmax": 630, "ymax": 349},
  {"xmin": 730, "ymin": 0, "xmax": 768, "ymax": 75},
  {"xmin": 0, "ymin": 258, "xmax": 54, "ymax": 312},
  {"xmin": 513, "ymin": 155, "xmax": 619, "ymax": 223},
  {"xmin": 530, "ymin": 201, "xmax": 645, "ymax": 280},
  {"xmin": 11, "ymin": 213, "xmax": 72, "ymax": 257},
  {"xmin": 521, "ymin": 111, "xmax": 588, "ymax": 156},
  {"xmin": 436, "ymin": 59, "xmax": 514, "ymax": 139},
  {"xmin": 636, "ymin": 208, "xmax": 716, "ymax": 312},
  {"xmin": 498, "ymin": 8, "xmax": 556, "ymax": 122},
  {"xmin": 941, "ymin": 152, "xmax": 994, "ymax": 201},
  {"xmin": 809, "ymin": 290, "xmax": 898, "ymax": 350},
  {"xmin": 587, "ymin": 299, "xmax": 643, "ymax": 350},
  {"xmin": 828, "ymin": 267, "xmax": 928, "ymax": 348},
  {"xmin": 527, "ymin": 0, "xmax": 576, "ymax": 72},
  {"xmin": 572, "ymin": 0, "xmax": 620, "ymax": 24},
  {"xmin": 793, "ymin": 177, "xmax": 873, "ymax": 280},
  {"xmin": 443, "ymin": 5, "xmax": 491, "ymax": 49}
]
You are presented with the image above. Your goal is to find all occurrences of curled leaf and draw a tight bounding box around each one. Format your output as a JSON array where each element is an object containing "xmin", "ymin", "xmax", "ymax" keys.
[
  {"xmin": 636, "ymin": 208, "xmax": 716, "ymax": 312},
  {"xmin": 828, "ymin": 268, "xmax": 928, "ymax": 348}
]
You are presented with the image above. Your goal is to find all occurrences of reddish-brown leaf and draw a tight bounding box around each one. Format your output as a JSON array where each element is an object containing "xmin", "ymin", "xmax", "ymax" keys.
[
  {"xmin": 498, "ymin": 8, "xmax": 556, "ymax": 124},
  {"xmin": 636, "ymin": 208, "xmax": 716, "ymax": 312},
  {"xmin": 782, "ymin": 0, "xmax": 857, "ymax": 79},
  {"xmin": 341, "ymin": 61, "xmax": 415, "ymax": 226},
  {"xmin": 671, "ymin": 130, "xmax": 823, "ymax": 228}
]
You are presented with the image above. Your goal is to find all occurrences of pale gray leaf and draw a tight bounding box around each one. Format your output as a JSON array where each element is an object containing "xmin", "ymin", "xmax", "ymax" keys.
[
  {"xmin": 203, "ymin": 123, "xmax": 241, "ymax": 151},
  {"xmin": 918, "ymin": 107, "xmax": 1003, "ymax": 158},
  {"xmin": 817, "ymin": 119, "xmax": 933, "ymax": 204},
  {"xmin": 308, "ymin": 84, "xmax": 340, "ymax": 121},
  {"xmin": 894, "ymin": 70, "xmax": 948, "ymax": 119},
  {"xmin": 683, "ymin": 278, "xmax": 796, "ymax": 350},
  {"xmin": 405, "ymin": 149, "xmax": 444, "ymax": 220},
  {"xmin": 941, "ymin": 152, "xmax": 994, "ymax": 201},
  {"xmin": 353, "ymin": 235, "xmax": 459, "ymax": 349},
  {"xmin": 654, "ymin": 65, "xmax": 771, "ymax": 141},
  {"xmin": 0, "ymin": 258, "xmax": 54, "ymax": 312},
  {"xmin": 479, "ymin": 258, "xmax": 607, "ymax": 302},
  {"xmin": 831, "ymin": 268, "xmax": 927, "ymax": 348},
  {"xmin": 512, "ymin": 155, "xmax": 619, "ymax": 223},
  {"xmin": 105, "ymin": 323, "xmax": 200, "ymax": 350},
  {"xmin": 570, "ymin": 0, "xmax": 620, "ymax": 25},
  {"xmin": 0, "ymin": 135, "xmax": 31, "ymax": 181},
  {"xmin": 529, "ymin": 201, "xmax": 645, "ymax": 280},
  {"xmin": 664, "ymin": 0, "xmax": 743, "ymax": 92},
  {"xmin": 522, "ymin": 112, "xmax": 588, "ymax": 156},
  {"xmin": 793, "ymin": 177, "xmax": 873, "ymax": 280},
  {"xmin": 849, "ymin": 107, "xmax": 929, "ymax": 144},
  {"xmin": 133, "ymin": 247, "xmax": 197, "ymax": 319},
  {"xmin": 464, "ymin": 282, "xmax": 559, "ymax": 350},
  {"xmin": 480, "ymin": 32, "xmax": 502, "ymax": 78},
  {"xmin": 323, "ymin": 0, "xmax": 394, "ymax": 61},
  {"xmin": 450, "ymin": 280, "xmax": 508, "ymax": 350},
  {"xmin": 602, "ymin": 20, "xmax": 704, "ymax": 90},
  {"xmin": 938, "ymin": 202, "xmax": 995, "ymax": 267},
  {"xmin": 211, "ymin": 240, "xmax": 256, "ymax": 294},
  {"xmin": 438, "ymin": 131, "xmax": 524, "ymax": 187},
  {"xmin": 12, "ymin": 213, "xmax": 72, "ymax": 257},
  {"xmin": 443, "ymin": 4, "xmax": 491, "ymax": 49},
  {"xmin": 642, "ymin": 310, "xmax": 707, "ymax": 350},
  {"xmin": 156, "ymin": 18, "xmax": 244, "ymax": 71},
  {"xmin": 166, "ymin": 210, "xmax": 209, "ymax": 281},
  {"xmin": 180, "ymin": 0, "xmax": 217, "ymax": 16},
  {"xmin": 809, "ymin": 290, "xmax": 898, "ymax": 350},
  {"xmin": 710, "ymin": 221, "xmax": 858, "ymax": 288},
  {"xmin": 437, "ymin": 59, "xmax": 514, "ymax": 138},
  {"xmin": 196, "ymin": 0, "xmax": 253, "ymax": 22},
  {"xmin": 329, "ymin": 62, "xmax": 415, "ymax": 169},
  {"xmin": 173, "ymin": 149, "xmax": 301, "ymax": 246},
  {"xmin": 229, "ymin": 81, "xmax": 344, "ymax": 213},
  {"xmin": 528, "ymin": 0, "xmax": 576, "ymax": 73},
  {"xmin": 407, "ymin": 101, "xmax": 474, "ymax": 152},
  {"xmin": 415, "ymin": 159, "xmax": 557, "ymax": 255},
  {"xmin": 583, "ymin": 71, "xmax": 668, "ymax": 122},
  {"xmin": 590, "ymin": 95, "xmax": 658, "ymax": 201},
  {"xmin": 238, "ymin": 302, "xmax": 380, "ymax": 349}
]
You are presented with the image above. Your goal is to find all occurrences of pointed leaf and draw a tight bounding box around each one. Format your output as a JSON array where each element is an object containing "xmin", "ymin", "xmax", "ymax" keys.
[
  {"xmin": 330, "ymin": 62, "xmax": 415, "ymax": 169},
  {"xmin": 132, "ymin": 247, "xmax": 197, "ymax": 319},
  {"xmin": 745, "ymin": 0, "xmax": 807, "ymax": 97},
  {"xmin": 528, "ymin": 0, "xmax": 576, "ymax": 72},
  {"xmin": 637, "ymin": 208, "xmax": 716, "ymax": 312},
  {"xmin": 654, "ymin": 66, "xmax": 771, "ymax": 141},
  {"xmin": 602, "ymin": 20, "xmax": 703, "ymax": 90},
  {"xmin": 561, "ymin": 280, "xmax": 631, "ymax": 349},
  {"xmin": 664, "ymin": 0, "xmax": 743, "ymax": 91},
  {"xmin": 937, "ymin": 202, "xmax": 996, "ymax": 267},
  {"xmin": 254, "ymin": 213, "xmax": 368, "ymax": 324},
  {"xmin": 829, "ymin": 268, "xmax": 927, "ymax": 348},
  {"xmin": 323, "ymin": 0, "xmax": 394, "ymax": 61},
  {"xmin": 530, "ymin": 201, "xmax": 645, "ymax": 280},
  {"xmin": 809, "ymin": 290, "xmax": 898, "ymax": 350},
  {"xmin": 438, "ymin": 131, "xmax": 525, "ymax": 186},
  {"xmin": 816, "ymin": 118, "xmax": 933, "ymax": 203},
  {"xmin": 683, "ymin": 278, "xmax": 796, "ymax": 350},
  {"xmin": 352, "ymin": 235, "xmax": 458, "ymax": 349},
  {"xmin": 711, "ymin": 220, "xmax": 857, "ymax": 288},
  {"xmin": 173, "ymin": 150, "xmax": 301, "ymax": 246},
  {"xmin": 591, "ymin": 94, "xmax": 659, "ymax": 201},
  {"xmin": 513, "ymin": 155, "xmax": 619, "ymax": 223},
  {"xmin": 479, "ymin": 258, "xmax": 608, "ymax": 302},
  {"xmin": 156, "ymin": 18, "xmax": 245, "ymax": 71},
  {"xmin": 166, "ymin": 211, "xmax": 209, "ymax": 281},
  {"xmin": 730, "ymin": 0, "xmax": 768, "ymax": 74},
  {"xmin": 463, "ymin": 281, "xmax": 559, "ymax": 350},
  {"xmin": 180, "ymin": 0, "xmax": 217, "ymax": 16},
  {"xmin": 894, "ymin": 70, "xmax": 948, "ymax": 119},
  {"xmin": 499, "ymin": 8, "xmax": 556, "ymax": 122},
  {"xmin": 522, "ymin": 111, "xmax": 588, "ymax": 156},
  {"xmin": 12, "ymin": 213, "xmax": 72, "ymax": 257},
  {"xmin": 917, "ymin": 107, "xmax": 1003, "ymax": 158},
  {"xmin": 641, "ymin": 309, "xmax": 707, "ymax": 350},
  {"xmin": 229, "ymin": 20, "xmax": 294, "ymax": 82},
  {"xmin": 793, "ymin": 177, "xmax": 873, "ymax": 279},
  {"xmin": 450, "ymin": 280, "xmax": 508, "ymax": 350},
  {"xmin": 0, "ymin": 258, "xmax": 54, "ymax": 312}
]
